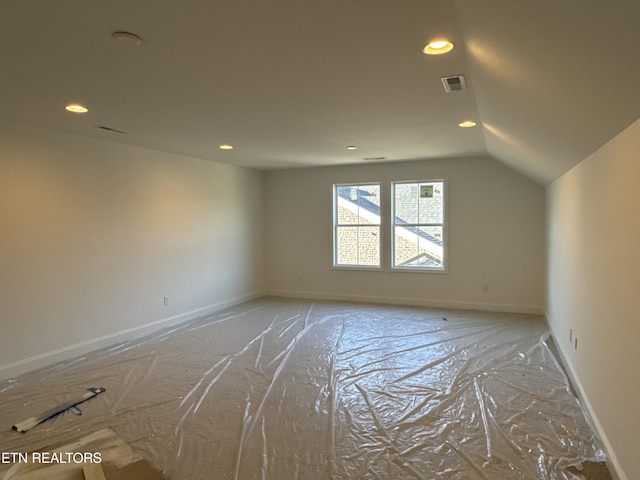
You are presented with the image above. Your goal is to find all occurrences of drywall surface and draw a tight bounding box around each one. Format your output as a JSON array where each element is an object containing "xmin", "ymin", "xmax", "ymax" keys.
[
  {"xmin": 264, "ymin": 156, "xmax": 545, "ymax": 313},
  {"xmin": 547, "ymin": 118, "xmax": 640, "ymax": 480},
  {"xmin": 0, "ymin": 121, "xmax": 264, "ymax": 376}
]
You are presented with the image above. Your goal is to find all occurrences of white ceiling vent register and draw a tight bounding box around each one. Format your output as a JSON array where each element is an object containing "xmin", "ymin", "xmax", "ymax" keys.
[{"xmin": 441, "ymin": 75, "xmax": 467, "ymax": 93}]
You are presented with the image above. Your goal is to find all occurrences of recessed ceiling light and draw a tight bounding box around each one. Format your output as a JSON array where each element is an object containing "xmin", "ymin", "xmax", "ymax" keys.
[
  {"xmin": 111, "ymin": 31, "xmax": 143, "ymax": 47},
  {"xmin": 422, "ymin": 40, "xmax": 454, "ymax": 55},
  {"xmin": 219, "ymin": 144, "xmax": 234, "ymax": 150},
  {"xmin": 346, "ymin": 145, "xmax": 357, "ymax": 150},
  {"xmin": 65, "ymin": 104, "xmax": 88, "ymax": 113},
  {"xmin": 458, "ymin": 121, "xmax": 477, "ymax": 128}
]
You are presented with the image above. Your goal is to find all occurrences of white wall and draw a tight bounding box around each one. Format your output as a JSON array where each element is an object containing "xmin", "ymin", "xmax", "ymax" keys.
[
  {"xmin": 547, "ymin": 119, "xmax": 640, "ymax": 480},
  {"xmin": 0, "ymin": 122, "xmax": 265, "ymax": 378},
  {"xmin": 265, "ymin": 156, "xmax": 545, "ymax": 313}
]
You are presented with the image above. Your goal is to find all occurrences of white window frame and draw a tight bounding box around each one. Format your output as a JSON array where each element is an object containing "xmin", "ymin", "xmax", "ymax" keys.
[
  {"xmin": 332, "ymin": 183, "xmax": 382, "ymax": 269},
  {"xmin": 391, "ymin": 179, "xmax": 447, "ymax": 272}
]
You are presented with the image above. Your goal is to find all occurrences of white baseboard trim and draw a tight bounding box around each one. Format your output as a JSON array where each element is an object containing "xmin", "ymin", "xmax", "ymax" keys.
[
  {"xmin": 266, "ymin": 289, "xmax": 544, "ymax": 315},
  {"xmin": 0, "ymin": 291, "xmax": 265, "ymax": 381},
  {"xmin": 547, "ymin": 322, "xmax": 626, "ymax": 480}
]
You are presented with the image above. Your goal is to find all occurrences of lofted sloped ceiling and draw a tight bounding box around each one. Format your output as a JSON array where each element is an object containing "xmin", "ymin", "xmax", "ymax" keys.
[
  {"xmin": 457, "ymin": 0, "xmax": 640, "ymax": 184},
  {"xmin": 0, "ymin": 0, "xmax": 638, "ymax": 185}
]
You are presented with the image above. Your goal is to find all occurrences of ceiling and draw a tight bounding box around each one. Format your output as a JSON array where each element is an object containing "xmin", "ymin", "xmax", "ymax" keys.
[{"xmin": 1, "ymin": 0, "xmax": 639, "ymax": 185}]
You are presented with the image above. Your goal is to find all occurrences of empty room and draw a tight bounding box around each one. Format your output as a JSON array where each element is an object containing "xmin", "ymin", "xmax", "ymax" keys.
[{"xmin": 1, "ymin": 1, "xmax": 638, "ymax": 479}]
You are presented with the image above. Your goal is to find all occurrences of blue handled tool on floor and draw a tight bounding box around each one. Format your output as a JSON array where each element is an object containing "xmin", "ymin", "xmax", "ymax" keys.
[{"xmin": 12, "ymin": 387, "xmax": 106, "ymax": 432}]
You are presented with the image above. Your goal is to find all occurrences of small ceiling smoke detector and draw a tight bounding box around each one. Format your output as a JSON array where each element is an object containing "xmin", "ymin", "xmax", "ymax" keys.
[
  {"xmin": 441, "ymin": 75, "xmax": 467, "ymax": 93},
  {"xmin": 111, "ymin": 31, "xmax": 143, "ymax": 47},
  {"xmin": 346, "ymin": 145, "xmax": 357, "ymax": 150}
]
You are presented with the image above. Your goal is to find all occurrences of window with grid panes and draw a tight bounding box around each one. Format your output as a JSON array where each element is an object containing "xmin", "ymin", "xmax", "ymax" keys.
[
  {"xmin": 333, "ymin": 184, "xmax": 381, "ymax": 267},
  {"xmin": 391, "ymin": 180, "xmax": 445, "ymax": 270}
]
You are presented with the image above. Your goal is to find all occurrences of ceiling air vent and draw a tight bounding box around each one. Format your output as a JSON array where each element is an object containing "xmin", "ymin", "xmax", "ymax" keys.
[
  {"xmin": 441, "ymin": 75, "xmax": 467, "ymax": 93},
  {"xmin": 94, "ymin": 125, "xmax": 128, "ymax": 135}
]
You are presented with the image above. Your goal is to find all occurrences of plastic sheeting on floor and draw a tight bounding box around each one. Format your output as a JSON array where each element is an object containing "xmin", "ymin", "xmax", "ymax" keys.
[{"xmin": 0, "ymin": 298, "xmax": 605, "ymax": 479}]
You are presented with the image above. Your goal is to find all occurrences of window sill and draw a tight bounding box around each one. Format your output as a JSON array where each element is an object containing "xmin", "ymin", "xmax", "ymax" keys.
[
  {"xmin": 390, "ymin": 266, "xmax": 448, "ymax": 274},
  {"xmin": 332, "ymin": 265, "xmax": 384, "ymax": 272}
]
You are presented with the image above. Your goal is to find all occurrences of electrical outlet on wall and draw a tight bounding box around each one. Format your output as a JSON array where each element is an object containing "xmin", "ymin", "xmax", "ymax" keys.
[{"xmin": 163, "ymin": 295, "xmax": 169, "ymax": 307}]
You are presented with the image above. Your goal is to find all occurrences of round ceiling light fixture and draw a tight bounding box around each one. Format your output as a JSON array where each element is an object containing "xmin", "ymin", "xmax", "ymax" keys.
[
  {"xmin": 346, "ymin": 145, "xmax": 357, "ymax": 150},
  {"xmin": 219, "ymin": 144, "xmax": 234, "ymax": 150},
  {"xmin": 458, "ymin": 121, "xmax": 477, "ymax": 128},
  {"xmin": 422, "ymin": 40, "xmax": 454, "ymax": 55},
  {"xmin": 65, "ymin": 104, "xmax": 88, "ymax": 113},
  {"xmin": 111, "ymin": 31, "xmax": 143, "ymax": 47}
]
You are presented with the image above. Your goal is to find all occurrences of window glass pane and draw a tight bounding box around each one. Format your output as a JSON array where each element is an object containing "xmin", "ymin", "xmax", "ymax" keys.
[
  {"xmin": 357, "ymin": 226, "xmax": 380, "ymax": 266},
  {"xmin": 336, "ymin": 185, "xmax": 380, "ymax": 225},
  {"xmin": 356, "ymin": 185, "xmax": 380, "ymax": 225},
  {"xmin": 394, "ymin": 183, "xmax": 418, "ymax": 224},
  {"xmin": 337, "ymin": 186, "xmax": 358, "ymax": 224},
  {"xmin": 395, "ymin": 226, "xmax": 443, "ymax": 267},
  {"xmin": 394, "ymin": 225, "xmax": 419, "ymax": 266},
  {"xmin": 336, "ymin": 226, "xmax": 358, "ymax": 265},
  {"xmin": 417, "ymin": 226, "xmax": 443, "ymax": 267},
  {"xmin": 418, "ymin": 182, "xmax": 444, "ymax": 224},
  {"xmin": 336, "ymin": 226, "xmax": 381, "ymax": 266}
]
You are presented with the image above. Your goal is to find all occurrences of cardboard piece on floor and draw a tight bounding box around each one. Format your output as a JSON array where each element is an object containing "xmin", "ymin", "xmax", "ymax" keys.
[
  {"xmin": 82, "ymin": 464, "xmax": 106, "ymax": 480},
  {"xmin": 2, "ymin": 428, "xmax": 165, "ymax": 480},
  {"xmin": 101, "ymin": 460, "xmax": 166, "ymax": 480}
]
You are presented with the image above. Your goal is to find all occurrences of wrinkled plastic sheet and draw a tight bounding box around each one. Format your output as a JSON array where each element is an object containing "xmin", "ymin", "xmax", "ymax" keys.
[{"xmin": 0, "ymin": 297, "xmax": 605, "ymax": 479}]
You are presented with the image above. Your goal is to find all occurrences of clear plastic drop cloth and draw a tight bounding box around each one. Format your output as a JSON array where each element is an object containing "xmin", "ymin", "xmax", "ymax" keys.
[{"xmin": 0, "ymin": 297, "xmax": 605, "ymax": 479}]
